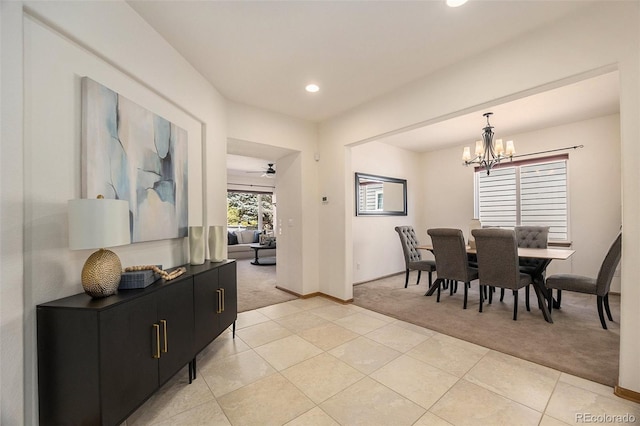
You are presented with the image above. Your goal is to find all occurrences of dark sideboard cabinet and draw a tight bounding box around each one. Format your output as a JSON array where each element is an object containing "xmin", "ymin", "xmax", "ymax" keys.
[{"xmin": 37, "ymin": 260, "xmax": 237, "ymax": 426}]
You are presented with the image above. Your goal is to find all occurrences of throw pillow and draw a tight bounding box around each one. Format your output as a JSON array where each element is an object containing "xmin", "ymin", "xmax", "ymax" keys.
[
  {"xmin": 228, "ymin": 231, "xmax": 238, "ymax": 245},
  {"xmin": 253, "ymin": 230, "xmax": 260, "ymax": 243}
]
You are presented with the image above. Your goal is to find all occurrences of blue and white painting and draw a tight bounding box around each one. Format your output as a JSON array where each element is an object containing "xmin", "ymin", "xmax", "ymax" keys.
[{"xmin": 81, "ymin": 77, "xmax": 188, "ymax": 243}]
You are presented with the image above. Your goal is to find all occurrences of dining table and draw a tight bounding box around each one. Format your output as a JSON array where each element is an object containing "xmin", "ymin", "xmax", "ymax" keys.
[{"xmin": 417, "ymin": 244, "xmax": 575, "ymax": 323}]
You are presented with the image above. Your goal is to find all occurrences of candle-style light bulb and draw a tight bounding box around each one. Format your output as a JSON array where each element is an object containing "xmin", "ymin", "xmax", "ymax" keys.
[{"xmin": 506, "ymin": 140, "xmax": 515, "ymax": 156}]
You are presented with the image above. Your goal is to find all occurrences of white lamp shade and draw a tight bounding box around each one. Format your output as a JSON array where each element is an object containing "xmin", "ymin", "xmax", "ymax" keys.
[
  {"xmin": 505, "ymin": 140, "xmax": 516, "ymax": 156},
  {"xmin": 68, "ymin": 199, "xmax": 131, "ymax": 250},
  {"xmin": 475, "ymin": 140, "xmax": 483, "ymax": 156},
  {"xmin": 462, "ymin": 147, "xmax": 471, "ymax": 162}
]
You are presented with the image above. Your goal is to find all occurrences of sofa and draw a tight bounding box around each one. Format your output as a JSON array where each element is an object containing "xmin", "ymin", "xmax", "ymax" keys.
[{"xmin": 227, "ymin": 229, "xmax": 276, "ymax": 260}]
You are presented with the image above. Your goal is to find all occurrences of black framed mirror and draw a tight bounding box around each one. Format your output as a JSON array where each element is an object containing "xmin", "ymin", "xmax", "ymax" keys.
[{"xmin": 355, "ymin": 172, "xmax": 407, "ymax": 216}]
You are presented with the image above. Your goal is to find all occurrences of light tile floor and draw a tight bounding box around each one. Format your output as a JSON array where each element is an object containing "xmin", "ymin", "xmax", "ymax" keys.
[{"xmin": 125, "ymin": 296, "xmax": 640, "ymax": 426}]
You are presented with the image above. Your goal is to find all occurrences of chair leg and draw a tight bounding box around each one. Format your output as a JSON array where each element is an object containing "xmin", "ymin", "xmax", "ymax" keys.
[
  {"xmin": 416, "ymin": 270, "xmax": 421, "ymax": 285},
  {"xmin": 513, "ymin": 290, "xmax": 518, "ymax": 321},
  {"xmin": 555, "ymin": 289, "xmax": 562, "ymax": 309},
  {"xmin": 436, "ymin": 280, "xmax": 441, "ymax": 303},
  {"xmin": 404, "ymin": 270, "xmax": 410, "ymax": 288},
  {"xmin": 428, "ymin": 271, "xmax": 433, "ymax": 288},
  {"xmin": 547, "ymin": 289, "xmax": 553, "ymax": 315},
  {"xmin": 488, "ymin": 286, "xmax": 493, "ymax": 304},
  {"xmin": 597, "ymin": 296, "xmax": 608, "ymax": 329},
  {"xmin": 463, "ymin": 282, "xmax": 468, "ymax": 309},
  {"xmin": 443, "ymin": 280, "xmax": 448, "ymax": 290},
  {"xmin": 500, "ymin": 288, "xmax": 504, "ymax": 302},
  {"xmin": 479, "ymin": 285, "xmax": 484, "ymax": 312},
  {"xmin": 525, "ymin": 285, "xmax": 530, "ymax": 312},
  {"xmin": 604, "ymin": 293, "xmax": 613, "ymax": 321}
]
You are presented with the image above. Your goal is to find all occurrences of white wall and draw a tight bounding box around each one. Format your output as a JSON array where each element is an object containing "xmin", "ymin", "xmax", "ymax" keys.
[
  {"xmin": 422, "ymin": 114, "xmax": 622, "ymax": 289},
  {"xmin": 351, "ymin": 141, "xmax": 425, "ymax": 283},
  {"xmin": 1, "ymin": 3, "xmax": 26, "ymax": 423},
  {"xmin": 318, "ymin": 2, "xmax": 640, "ymax": 393},
  {"xmin": 226, "ymin": 102, "xmax": 320, "ymax": 296},
  {"xmin": 2, "ymin": 2, "xmax": 228, "ymax": 423}
]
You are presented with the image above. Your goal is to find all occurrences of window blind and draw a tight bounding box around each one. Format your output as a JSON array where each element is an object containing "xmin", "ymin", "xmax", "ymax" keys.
[
  {"xmin": 475, "ymin": 158, "xmax": 568, "ymax": 241},
  {"xmin": 477, "ymin": 167, "xmax": 517, "ymax": 227},
  {"xmin": 520, "ymin": 160, "xmax": 568, "ymax": 240}
]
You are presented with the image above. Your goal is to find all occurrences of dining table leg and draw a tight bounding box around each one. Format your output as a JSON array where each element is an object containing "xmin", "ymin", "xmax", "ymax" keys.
[
  {"xmin": 529, "ymin": 259, "xmax": 555, "ymax": 323},
  {"xmin": 425, "ymin": 278, "xmax": 442, "ymax": 296},
  {"xmin": 531, "ymin": 278, "xmax": 553, "ymax": 323}
]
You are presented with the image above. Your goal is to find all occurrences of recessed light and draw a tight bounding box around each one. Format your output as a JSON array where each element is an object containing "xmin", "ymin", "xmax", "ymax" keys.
[
  {"xmin": 305, "ymin": 84, "xmax": 320, "ymax": 93},
  {"xmin": 446, "ymin": 0, "xmax": 468, "ymax": 7}
]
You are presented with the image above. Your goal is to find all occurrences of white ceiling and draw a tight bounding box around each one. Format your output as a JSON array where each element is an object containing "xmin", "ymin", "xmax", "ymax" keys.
[
  {"xmin": 227, "ymin": 138, "xmax": 296, "ymax": 173},
  {"xmin": 128, "ymin": 0, "xmax": 618, "ymax": 158},
  {"xmin": 375, "ymin": 70, "xmax": 620, "ymax": 152},
  {"xmin": 227, "ymin": 153, "xmax": 276, "ymax": 177}
]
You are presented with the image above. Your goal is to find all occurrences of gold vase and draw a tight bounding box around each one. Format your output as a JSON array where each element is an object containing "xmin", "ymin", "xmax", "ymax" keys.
[{"xmin": 81, "ymin": 248, "xmax": 123, "ymax": 298}]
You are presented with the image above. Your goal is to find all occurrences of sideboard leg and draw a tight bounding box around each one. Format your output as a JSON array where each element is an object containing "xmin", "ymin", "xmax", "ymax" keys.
[{"xmin": 188, "ymin": 358, "xmax": 197, "ymax": 383}]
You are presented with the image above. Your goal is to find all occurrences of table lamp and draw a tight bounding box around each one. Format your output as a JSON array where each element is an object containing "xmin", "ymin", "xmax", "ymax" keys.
[{"xmin": 68, "ymin": 196, "xmax": 131, "ymax": 298}]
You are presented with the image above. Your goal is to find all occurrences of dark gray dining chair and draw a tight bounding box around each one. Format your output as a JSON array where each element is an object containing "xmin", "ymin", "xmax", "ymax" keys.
[
  {"xmin": 513, "ymin": 225, "xmax": 550, "ymax": 309},
  {"xmin": 545, "ymin": 233, "xmax": 621, "ymax": 329},
  {"xmin": 427, "ymin": 228, "xmax": 479, "ymax": 309},
  {"xmin": 395, "ymin": 226, "xmax": 436, "ymax": 289},
  {"xmin": 472, "ymin": 228, "xmax": 533, "ymax": 320}
]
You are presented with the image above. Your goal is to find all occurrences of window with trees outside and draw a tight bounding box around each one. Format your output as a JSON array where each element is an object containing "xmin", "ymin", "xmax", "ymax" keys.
[
  {"xmin": 227, "ymin": 191, "xmax": 274, "ymax": 232},
  {"xmin": 474, "ymin": 155, "xmax": 569, "ymax": 242}
]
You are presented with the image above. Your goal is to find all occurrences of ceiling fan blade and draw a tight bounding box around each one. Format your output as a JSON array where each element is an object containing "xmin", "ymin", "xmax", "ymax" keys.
[{"xmin": 244, "ymin": 163, "xmax": 275, "ymax": 175}]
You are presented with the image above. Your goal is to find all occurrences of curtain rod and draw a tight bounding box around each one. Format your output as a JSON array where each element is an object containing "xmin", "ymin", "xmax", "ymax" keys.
[
  {"xmin": 510, "ymin": 144, "xmax": 584, "ymax": 160},
  {"xmin": 227, "ymin": 183, "xmax": 275, "ymax": 189}
]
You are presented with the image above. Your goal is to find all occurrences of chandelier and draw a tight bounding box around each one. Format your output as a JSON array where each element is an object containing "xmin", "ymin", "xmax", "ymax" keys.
[
  {"xmin": 462, "ymin": 112, "xmax": 514, "ymax": 175},
  {"xmin": 462, "ymin": 112, "xmax": 584, "ymax": 175}
]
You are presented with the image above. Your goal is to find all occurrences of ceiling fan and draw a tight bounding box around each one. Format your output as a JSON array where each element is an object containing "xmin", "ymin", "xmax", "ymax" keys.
[{"xmin": 246, "ymin": 163, "xmax": 276, "ymax": 178}]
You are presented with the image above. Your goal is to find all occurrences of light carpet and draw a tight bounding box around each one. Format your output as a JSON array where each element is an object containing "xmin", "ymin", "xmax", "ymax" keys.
[
  {"xmin": 235, "ymin": 258, "xmax": 297, "ymax": 312},
  {"xmin": 353, "ymin": 272, "xmax": 620, "ymax": 387}
]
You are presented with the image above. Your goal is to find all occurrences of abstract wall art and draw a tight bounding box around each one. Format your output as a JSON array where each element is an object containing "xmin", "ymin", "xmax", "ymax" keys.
[{"xmin": 81, "ymin": 77, "xmax": 188, "ymax": 243}]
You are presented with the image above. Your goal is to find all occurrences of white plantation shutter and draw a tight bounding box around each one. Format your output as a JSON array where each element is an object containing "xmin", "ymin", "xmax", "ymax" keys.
[{"xmin": 475, "ymin": 157, "xmax": 569, "ymax": 241}]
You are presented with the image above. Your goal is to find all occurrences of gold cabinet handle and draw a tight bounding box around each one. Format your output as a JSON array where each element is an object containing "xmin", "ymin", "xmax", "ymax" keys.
[
  {"xmin": 216, "ymin": 289, "xmax": 222, "ymax": 314},
  {"xmin": 221, "ymin": 288, "xmax": 225, "ymax": 312},
  {"xmin": 160, "ymin": 319, "xmax": 168, "ymax": 353},
  {"xmin": 152, "ymin": 324, "xmax": 161, "ymax": 359}
]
